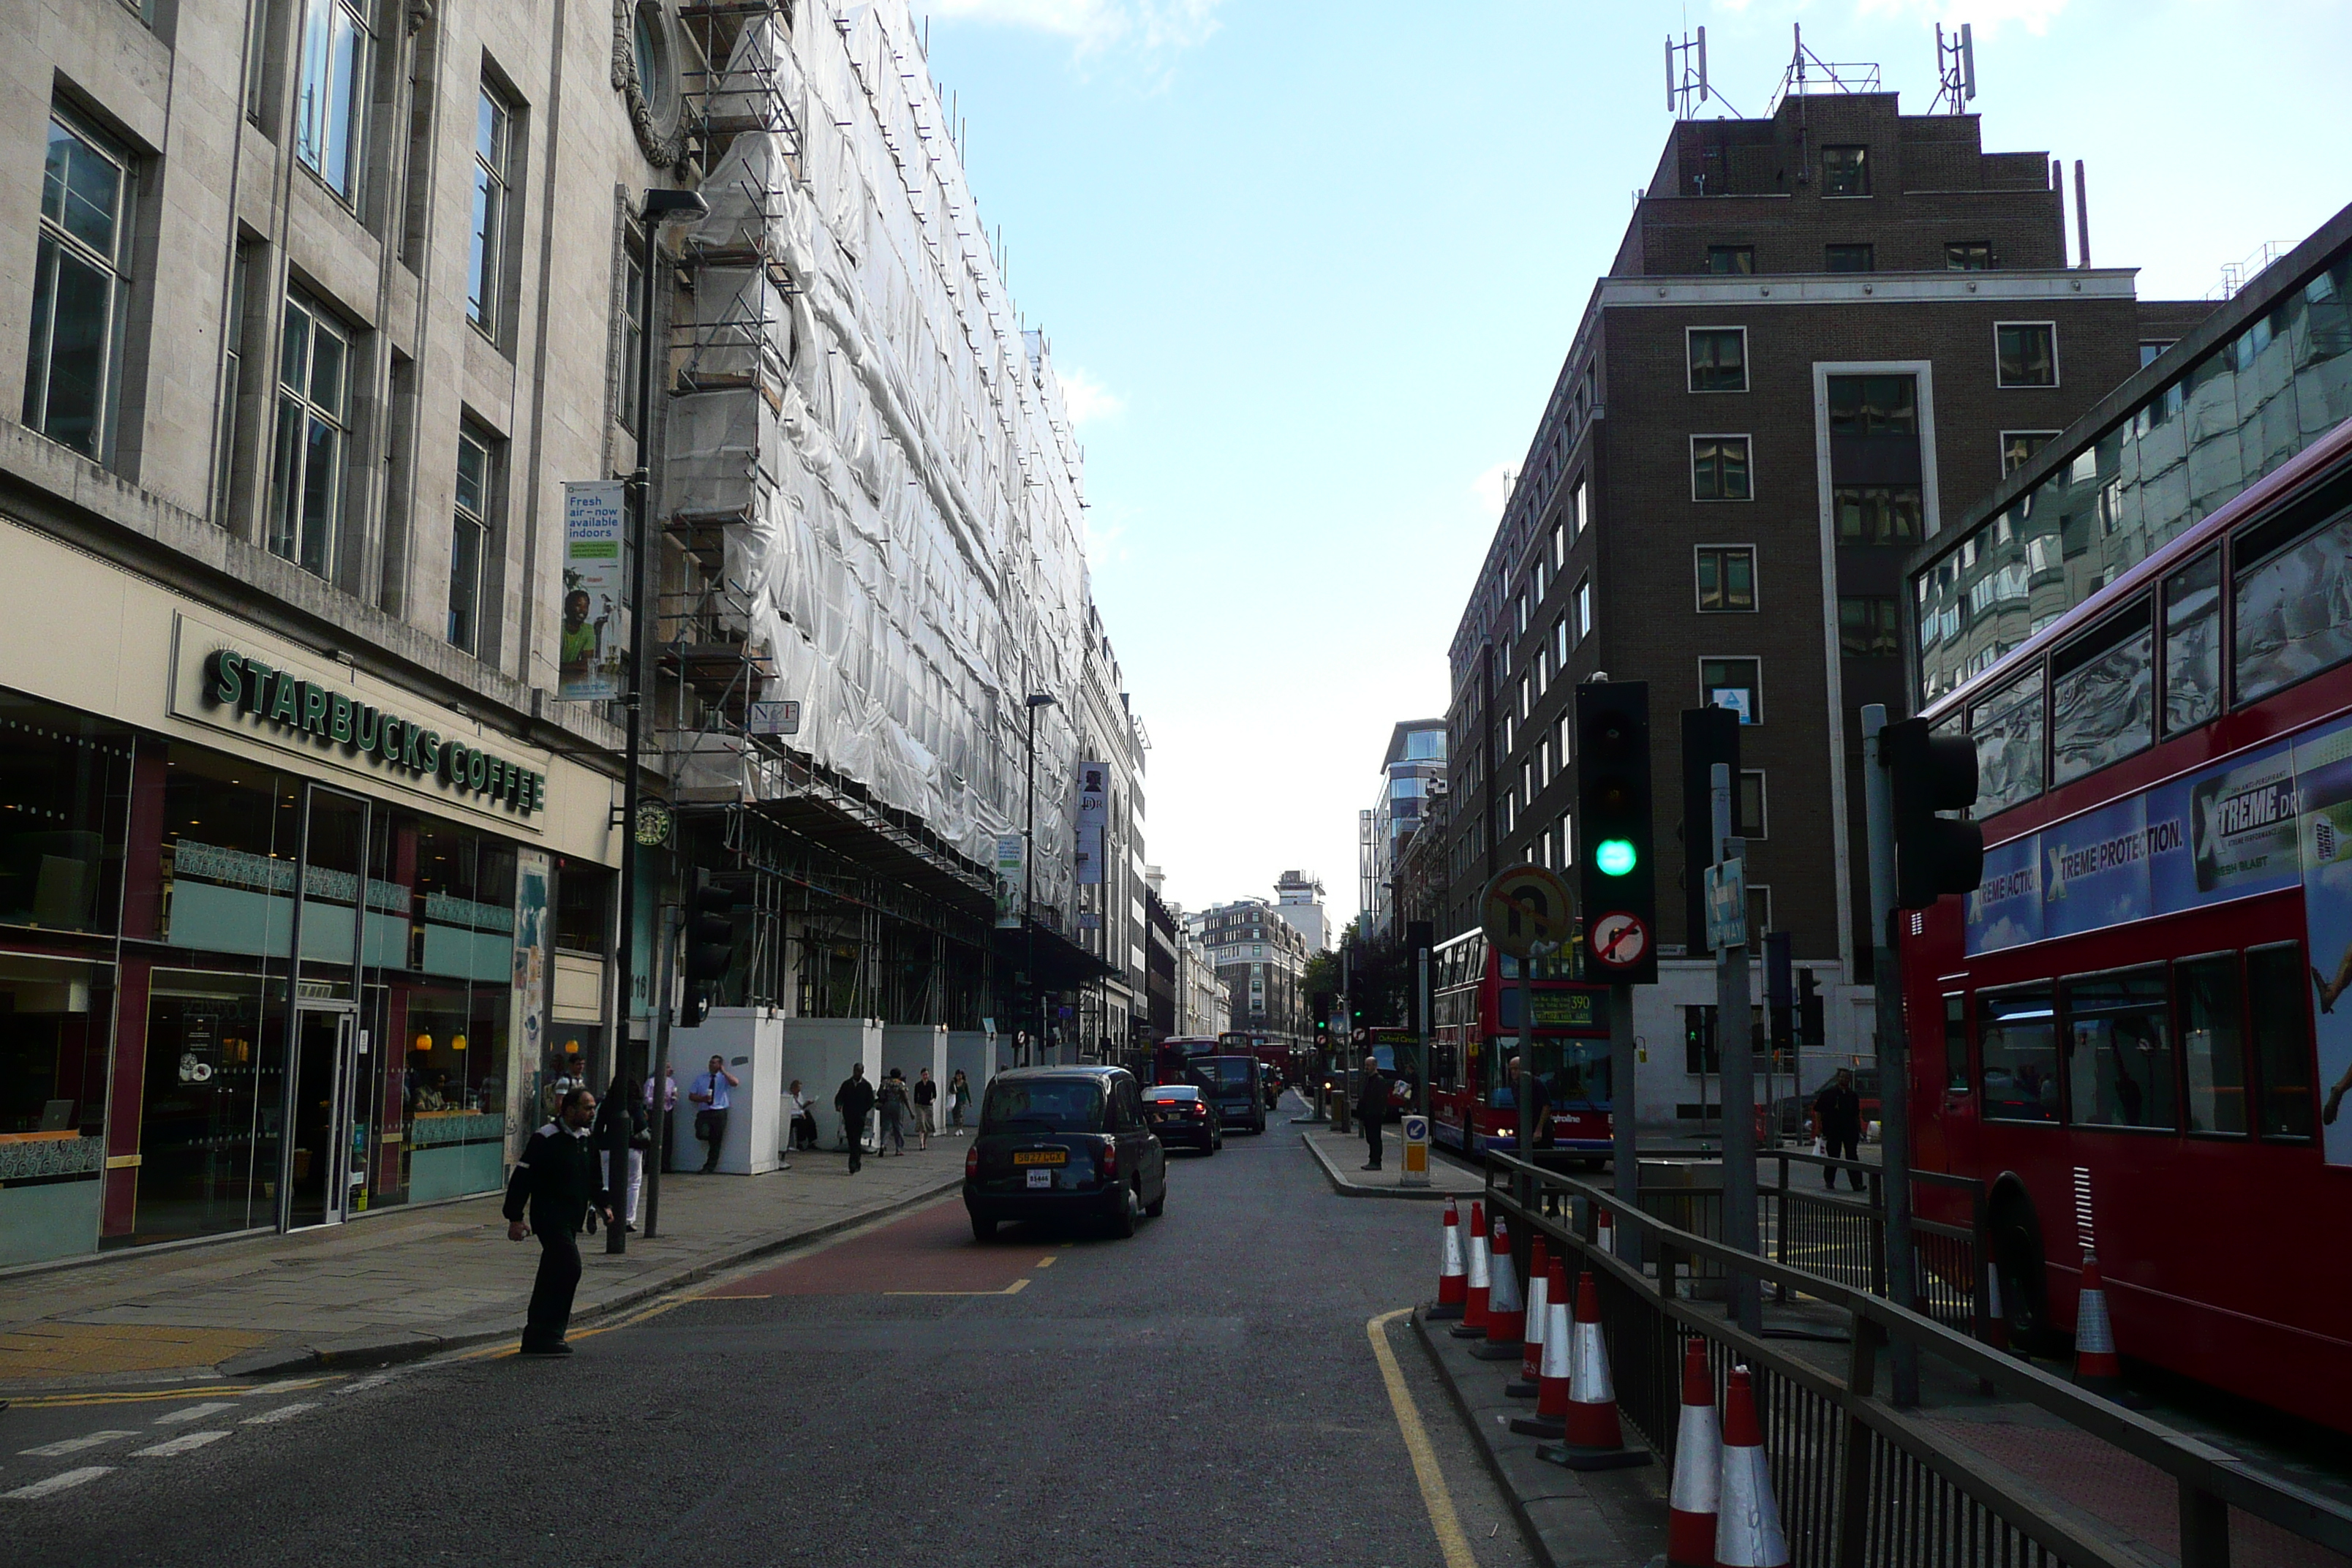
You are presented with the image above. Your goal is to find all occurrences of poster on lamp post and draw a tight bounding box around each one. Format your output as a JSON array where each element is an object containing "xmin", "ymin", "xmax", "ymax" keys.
[
  {"xmin": 994, "ymin": 834, "xmax": 1026, "ymax": 928},
  {"xmin": 559, "ymin": 481, "xmax": 627, "ymax": 701},
  {"xmin": 1075, "ymin": 761, "xmax": 1107, "ymax": 886}
]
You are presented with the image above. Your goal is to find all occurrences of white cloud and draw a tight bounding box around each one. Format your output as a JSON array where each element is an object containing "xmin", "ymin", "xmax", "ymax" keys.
[
  {"xmin": 1058, "ymin": 364, "xmax": 1125, "ymax": 424},
  {"xmin": 1470, "ymin": 460, "xmax": 1518, "ymax": 520},
  {"xmin": 932, "ymin": 0, "xmax": 1224, "ymax": 57}
]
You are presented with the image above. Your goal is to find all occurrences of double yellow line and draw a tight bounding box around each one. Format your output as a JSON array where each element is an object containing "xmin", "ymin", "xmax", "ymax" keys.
[{"xmin": 5, "ymin": 1375, "xmax": 339, "ymax": 1411}]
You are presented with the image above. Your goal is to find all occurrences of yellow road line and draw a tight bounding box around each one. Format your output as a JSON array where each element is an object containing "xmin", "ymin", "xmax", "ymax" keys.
[
  {"xmin": 1035, "ymin": 1256, "xmax": 1057, "ymax": 1267},
  {"xmin": 1367, "ymin": 1308, "xmax": 1478, "ymax": 1568},
  {"xmin": 3, "ymin": 1375, "xmax": 342, "ymax": 1410}
]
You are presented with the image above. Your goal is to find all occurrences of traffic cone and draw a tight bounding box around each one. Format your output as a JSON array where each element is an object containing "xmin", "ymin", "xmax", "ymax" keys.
[
  {"xmin": 1509, "ymin": 1259, "xmax": 1572, "ymax": 1436},
  {"xmin": 1451, "ymin": 1202, "xmax": 1492, "ymax": 1338},
  {"xmin": 1431, "ymin": 1197, "xmax": 1466, "ymax": 1319},
  {"xmin": 1472, "ymin": 1216, "xmax": 1525, "ymax": 1359},
  {"xmin": 1714, "ymin": 1366, "xmax": 1790, "ymax": 1568},
  {"xmin": 2072, "ymin": 1251, "xmax": 2127, "ymax": 1396},
  {"xmin": 1506, "ymin": 1236, "xmax": 1550, "ymax": 1398},
  {"xmin": 1537, "ymin": 1271, "xmax": 1651, "ymax": 1471},
  {"xmin": 1667, "ymin": 1337, "xmax": 1722, "ymax": 1568}
]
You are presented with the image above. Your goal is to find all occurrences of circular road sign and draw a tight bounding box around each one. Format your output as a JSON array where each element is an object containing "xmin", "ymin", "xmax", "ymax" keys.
[
  {"xmin": 1481, "ymin": 863, "xmax": 1575, "ymax": 958},
  {"xmin": 1588, "ymin": 911, "xmax": 1650, "ymax": 970}
]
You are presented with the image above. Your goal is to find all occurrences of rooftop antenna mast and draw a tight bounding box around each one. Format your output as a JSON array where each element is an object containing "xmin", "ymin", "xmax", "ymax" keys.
[
  {"xmin": 1766, "ymin": 22, "xmax": 1882, "ymax": 114},
  {"xmin": 1930, "ymin": 23, "xmax": 1978, "ymax": 115},
  {"xmin": 1667, "ymin": 29, "xmax": 1745, "ymax": 119}
]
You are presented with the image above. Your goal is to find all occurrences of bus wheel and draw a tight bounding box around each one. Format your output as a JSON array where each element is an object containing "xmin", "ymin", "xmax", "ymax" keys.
[{"xmin": 1991, "ymin": 1196, "xmax": 2054, "ymax": 1357}]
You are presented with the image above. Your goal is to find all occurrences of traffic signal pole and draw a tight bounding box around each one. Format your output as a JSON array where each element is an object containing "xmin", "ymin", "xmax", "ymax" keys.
[
  {"xmin": 1712, "ymin": 764, "xmax": 1760, "ymax": 1334},
  {"xmin": 1610, "ymin": 981, "xmax": 1636, "ymax": 1261},
  {"xmin": 1863, "ymin": 704, "xmax": 1921, "ymax": 1406}
]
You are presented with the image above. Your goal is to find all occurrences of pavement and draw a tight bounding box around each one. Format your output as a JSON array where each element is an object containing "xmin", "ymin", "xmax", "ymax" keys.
[
  {"xmin": 0, "ymin": 1138, "xmax": 963, "ymax": 1394},
  {"xmin": 1, "ymin": 1092, "xmax": 1549, "ymax": 1568},
  {"xmin": 1300, "ymin": 1123, "xmax": 1488, "ymax": 1200}
]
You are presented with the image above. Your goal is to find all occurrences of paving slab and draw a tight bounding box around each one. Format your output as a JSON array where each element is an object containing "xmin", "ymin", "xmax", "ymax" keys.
[{"xmin": 1297, "ymin": 1126, "xmax": 1486, "ymax": 1199}]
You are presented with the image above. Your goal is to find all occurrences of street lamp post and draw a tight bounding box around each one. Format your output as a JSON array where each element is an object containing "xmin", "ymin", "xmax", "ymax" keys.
[
  {"xmin": 1024, "ymin": 692, "xmax": 1056, "ymax": 1067},
  {"xmin": 608, "ymin": 185, "xmax": 707, "ymax": 1258}
]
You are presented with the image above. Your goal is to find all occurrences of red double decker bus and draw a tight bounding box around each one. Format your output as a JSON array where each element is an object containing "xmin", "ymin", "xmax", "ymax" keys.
[
  {"xmin": 1428, "ymin": 929, "xmax": 1612, "ymax": 1160},
  {"xmin": 1902, "ymin": 418, "xmax": 2352, "ymax": 1433}
]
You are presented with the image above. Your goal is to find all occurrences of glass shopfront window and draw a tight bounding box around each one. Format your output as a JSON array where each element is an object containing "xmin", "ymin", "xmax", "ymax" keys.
[
  {"xmin": 0, "ymin": 690, "xmax": 131, "ymax": 932},
  {"xmin": 0, "ymin": 955, "xmax": 113, "ymax": 1265}
]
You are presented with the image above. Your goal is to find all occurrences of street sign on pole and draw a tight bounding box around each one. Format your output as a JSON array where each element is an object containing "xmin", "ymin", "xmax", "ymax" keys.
[
  {"xmin": 1480, "ymin": 864, "xmax": 1574, "ymax": 957},
  {"xmin": 1401, "ymin": 1113, "xmax": 1430, "ymax": 1187},
  {"xmin": 1703, "ymin": 855, "xmax": 1746, "ymax": 950}
]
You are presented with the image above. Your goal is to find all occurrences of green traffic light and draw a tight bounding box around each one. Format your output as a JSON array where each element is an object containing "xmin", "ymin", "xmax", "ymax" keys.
[{"xmin": 1594, "ymin": 837, "xmax": 1638, "ymax": 876}]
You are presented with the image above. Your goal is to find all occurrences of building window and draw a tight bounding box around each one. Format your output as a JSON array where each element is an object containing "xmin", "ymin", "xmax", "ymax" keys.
[
  {"xmin": 1839, "ymin": 595, "xmax": 1900, "ymax": 657},
  {"xmin": 1692, "ymin": 436, "xmax": 1752, "ymax": 502},
  {"xmin": 1575, "ymin": 576, "xmax": 1594, "ymax": 642},
  {"xmin": 1946, "ymin": 241, "xmax": 1994, "ymax": 271},
  {"xmin": 2138, "ymin": 340, "xmax": 2176, "ymax": 368},
  {"xmin": 294, "ymin": 0, "xmax": 371, "ymax": 202},
  {"xmin": 1549, "ymin": 519, "xmax": 1564, "ymax": 571},
  {"xmin": 1706, "ymin": 244, "xmax": 1755, "ymax": 275},
  {"xmin": 1553, "ymin": 614, "xmax": 1567, "ymax": 666},
  {"xmin": 1825, "ymin": 243, "xmax": 1874, "ymax": 273},
  {"xmin": 23, "ymin": 113, "xmax": 135, "ymax": 462},
  {"xmin": 2000, "ymin": 431, "xmax": 2057, "ymax": 475},
  {"xmin": 1569, "ymin": 478, "xmax": 1588, "ymax": 536},
  {"xmin": 1820, "ymin": 144, "xmax": 1870, "ymax": 196},
  {"xmin": 1687, "ymin": 328, "xmax": 1748, "ymax": 393},
  {"xmin": 215, "ymin": 245, "xmax": 254, "ymax": 520},
  {"xmin": 1700, "ymin": 657, "xmax": 1761, "ymax": 723},
  {"xmin": 468, "ymin": 87, "xmax": 511, "ymax": 334},
  {"xmin": 1826, "ymin": 374, "xmax": 1918, "ymax": 434},
  {"xmin": 1695, "ymin": 546, "xmax": 1756, "ymax": 612},
  {"xmin": 1996, "ymin": 322, "xmax": 2058, "ymax": 387},
  {"xmin": 449, "ymin": 428, "xmax": 494, "ymax": 654},
  {"xmin": 1834, "ymin": 485, "xmax": 1923, "ymax": 543},
  {"xmin": 268, "ymin": 293, "xmax": 351, "ymax": 578},
  {"xmin": 1737, "ymin": 771, "xmax": 1768, "ymax": 839}
]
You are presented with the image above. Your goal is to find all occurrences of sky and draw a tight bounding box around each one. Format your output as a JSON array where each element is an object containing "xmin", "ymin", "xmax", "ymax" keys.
[{"xmin": 921, "ymin": 0, "xmax": 2351, "ymax": 928}]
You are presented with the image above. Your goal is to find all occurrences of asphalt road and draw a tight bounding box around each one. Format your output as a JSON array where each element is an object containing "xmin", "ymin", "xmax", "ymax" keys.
[{"xmin": 4, "ymin": 1110, "xmax": 1537, "ymax": 1568}]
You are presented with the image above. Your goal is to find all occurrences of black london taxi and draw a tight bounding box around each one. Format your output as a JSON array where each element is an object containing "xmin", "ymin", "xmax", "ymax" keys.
[{"xmin": 963, "ymin": 1066, "xmax": 1169, "ymax": 1241}]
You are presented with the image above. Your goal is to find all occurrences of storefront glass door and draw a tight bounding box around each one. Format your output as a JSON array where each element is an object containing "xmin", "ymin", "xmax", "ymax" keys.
[{"xmin": 279, "ymin": 784, "xmax": 369, "ymax": 1230}]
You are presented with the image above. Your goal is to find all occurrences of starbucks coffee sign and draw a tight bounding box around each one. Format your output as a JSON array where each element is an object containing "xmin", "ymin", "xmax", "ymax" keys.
[{"xmin": 169, "ymin": 611, "xmax": 551, "ymax": 829}]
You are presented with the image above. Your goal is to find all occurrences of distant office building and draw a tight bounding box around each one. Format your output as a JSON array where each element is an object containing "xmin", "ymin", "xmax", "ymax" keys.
[
  {"xmin": 1191, "ymin": 897, "xmax": 1308, "ymax": 1049},
  {"xmin": 1272, "ymin": 869, "xmax": 1330, "ymax": 951},
  {"xmin": 1362, "ymin": 720, "xmax": 1447, "ymax": 940}
]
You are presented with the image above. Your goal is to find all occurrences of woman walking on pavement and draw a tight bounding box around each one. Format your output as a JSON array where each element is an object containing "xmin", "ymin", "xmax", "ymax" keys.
[
  {"xmin": 913, "ymin": 1068, "xmax": 938, "ymax": 1150},
  {"xmin": 878, "ymin": 1068, "xmax": 910, "ymax": 1155},
  {"xmin": 949, "ymin": 1068, "xmax": 973, "ymax": 1134},
  {"xmin": 591, "ymin": 1071, "xmax": 649, "ymax": 1230}
]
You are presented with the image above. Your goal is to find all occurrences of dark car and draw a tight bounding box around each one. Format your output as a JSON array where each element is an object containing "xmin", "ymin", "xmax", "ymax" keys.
[
  {"xmin": 1188, "ymin": 1055, "xmax": 1267, "ymax": 1134},
  {"xmin": 964, "ymin": 1066, "xmax": 1169, "ymax": 1240},
  {"xmin": 1144, "ymin": 1082, "xmax": 1221, "ymax": 1154}
]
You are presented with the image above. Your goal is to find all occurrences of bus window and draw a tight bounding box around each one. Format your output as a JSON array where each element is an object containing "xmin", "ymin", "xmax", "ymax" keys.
[
  {"xmin": 1942, "ymin": 994, "xmax": 1969, "ymax": 1093},
  {"xmin": 2175, "ymin": 954, "xmax": 2247, "ymax": 1135},
  {"xmin": 2051, "ymin": 600, "xmax": 2154, "ymax": 786},
  {"xmin": 1979, "ymin": 984, "xmax": 2058, "ymax": 1123},
  {"xmin": 2062, "ymin": 969, "xmax": 2175, "ymax": 1130},
  {"xmin": 2162, "ymin": 551, "xmax": 2223, "ymax": 736},
  {"xmin": 2247, "ymin": 943, "xmax": 2316, "ymax": 1139},
  {"xmin": 2234, "ymin": 501, "xmax": 2352, "ymax": 704},
  {"xmin": 1970, "ymin": 671, "xmax": 2045, "ymax": 815}
]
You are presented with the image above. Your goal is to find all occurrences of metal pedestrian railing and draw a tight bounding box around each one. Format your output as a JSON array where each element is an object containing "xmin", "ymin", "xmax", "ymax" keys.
[{"xmin": 1482, "ymin": 1153, "xmax": 2352, "ymax": 1568}]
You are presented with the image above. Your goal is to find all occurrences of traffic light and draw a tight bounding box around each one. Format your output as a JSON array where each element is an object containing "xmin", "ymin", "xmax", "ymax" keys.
[
  {"xmin": 681, "ymin": 868, "xmax": 735, "ymax": 1027},
  {"xmin": 1681, "ymin": 706, "xmax": 1740, "ymax": 957},
  {"xmin": 1797, "ymin": 970, "xmax": 1824, "ymax": 1047},
  {"xmin": 1881, "ymin": 717, "xmax": 1985, "ymax": 911},
  {"xmin": 1576, "ymin": 681, "xmax": 1657, "ymax": 985}
]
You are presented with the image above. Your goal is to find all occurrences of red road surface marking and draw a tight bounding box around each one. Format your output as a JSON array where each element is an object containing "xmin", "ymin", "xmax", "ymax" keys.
[{"xmin": 701, "ymin": 1200, "xmax": 1035, "ymax": 1297}]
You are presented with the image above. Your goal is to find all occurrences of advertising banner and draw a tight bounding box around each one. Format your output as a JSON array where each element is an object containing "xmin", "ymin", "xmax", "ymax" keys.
[
  {"xmin": 1075, "ymin": 762, "xmax": 1107, "ymax": 886},
  {"xmin": 559, "ymin": 481, "xmax": 627, "ymax": 701},
  {"xmin": 2294, "ymin": 723, "xmax": 2352, "ymax": 1168},
  {"xmin": 505, "ymin": 848, "xmax": 551, "ymax": 1164},
  {"xmin": 993, "ymin": 834, "xmax": 1025, "ymax": 929}
]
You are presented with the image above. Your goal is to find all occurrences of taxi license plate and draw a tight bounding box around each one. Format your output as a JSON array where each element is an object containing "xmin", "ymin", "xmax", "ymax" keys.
[
  {"xmin": 1012, "ymin": 1150, "xmax": 1066, "ymax": 1166},
  {"xmin": 1026, "ymin": 1169, "xmax": 1052, "ymax": 1189}
]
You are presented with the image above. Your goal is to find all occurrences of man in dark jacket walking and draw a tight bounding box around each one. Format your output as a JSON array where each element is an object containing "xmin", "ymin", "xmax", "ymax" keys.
[
  {"xmin": 836, "ymin": 1063, "xmax": 877, "ymax": 1173},
  {"xmin": 1356, "ymin": 1052, "xmax": 1387, "ymax": 1171},
  {"xmin": 1812, "ymin": 1068, "xmax": 1865, "ymax": 1191},
  {"xmin": 504, "ymin": 1085, "xmax": 611, "ymax": 1356}
]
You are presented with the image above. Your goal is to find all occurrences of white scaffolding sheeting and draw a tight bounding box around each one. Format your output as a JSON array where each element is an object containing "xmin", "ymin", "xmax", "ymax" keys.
[{"xmin": 667, "ymin": 0, "xmax": 1091, "ymax": 920}]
